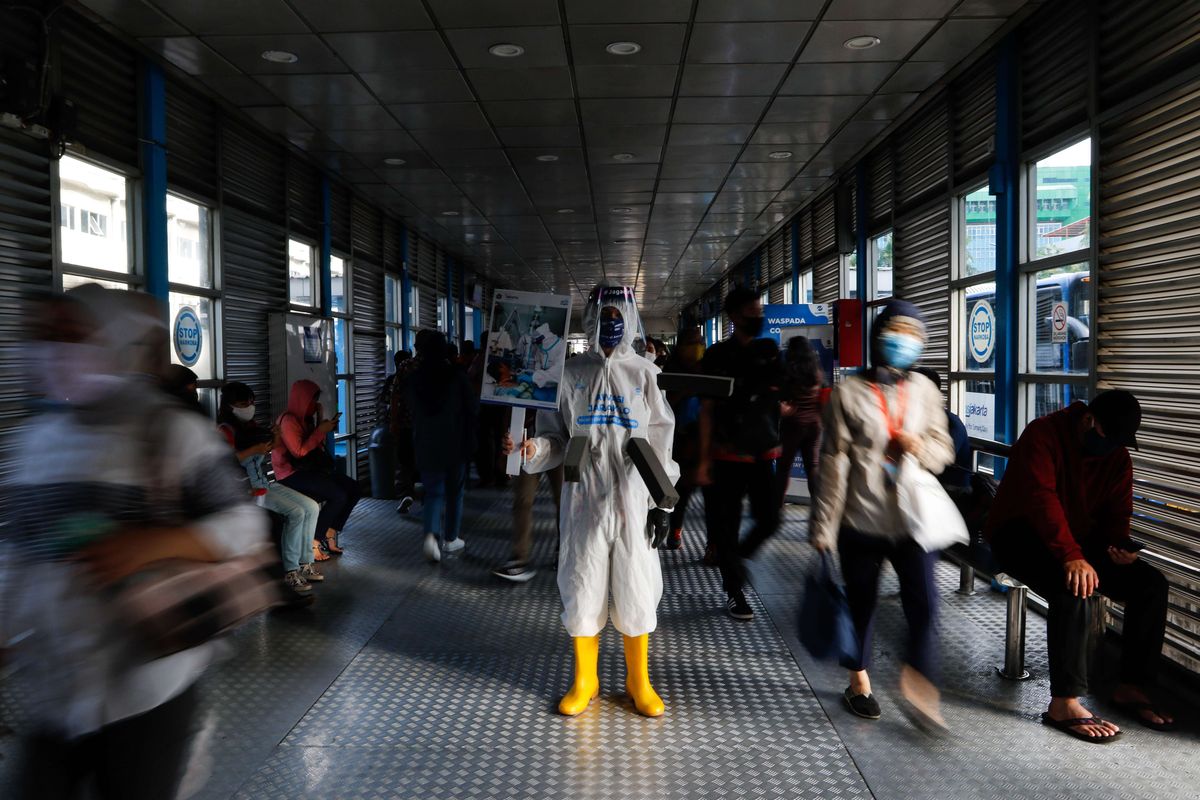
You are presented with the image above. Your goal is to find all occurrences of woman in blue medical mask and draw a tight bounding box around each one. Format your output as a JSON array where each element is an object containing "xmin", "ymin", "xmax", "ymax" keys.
[{"xmin": 809, "ymin": 299, "xmax": 956, "ymax": 733}]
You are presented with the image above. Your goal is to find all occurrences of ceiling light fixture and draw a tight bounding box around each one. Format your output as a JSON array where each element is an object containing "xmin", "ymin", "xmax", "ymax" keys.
[
  {"xmin": 768, "ymin": 150, "xmax": 794, "ymax": 160},
  {"xmin": 605, "ymin": 41, "xmax": 642, "ymax": 56},
  {"xmin": 535, "ymin": 154, "xmax": 559, "ymax": 162},
  {"xmin": 611, "ymin": 152, "xmax": 636, "ymax": 161},
  {"xmin": 261, "ymin": 50, "xmax": 300, "ymax": 64},
  {"xmin": 556, "ymin": 208, "xmax": 575, "ymax": 214},
  {"xmin": 383, "ymin": 157, "xmax": 407, "ymax": 166},
  {"xmin": 442, "ymin": 210, "xmax": 460, "ymax": 216},
  {"xmin": 489, "ymin": 42, "xmax": 525, "ymax": 58},
  {"xmin": 843, "ymin": 35, "xmax": 881, "ymax": 50},
  {"xmin": 611, "ymin": 206, "xmax": 634, "ymax": 213}
]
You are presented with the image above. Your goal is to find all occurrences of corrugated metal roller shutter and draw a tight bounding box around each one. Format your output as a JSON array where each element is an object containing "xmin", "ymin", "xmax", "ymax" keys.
[
  {"xmin": 353, "ymin": 256, "xmax": 385, "ymax": 483},
  {"xmin": 796, "ymin": 208, "xmax": 814, "ymax": 265},
  {"xmin": 768, "ymin": 279, "xmax": 785, "ymax": 304},
  {"xmin": 895, "ymin": 96, "xmax": 950, "ymax": 213},
  {"xmin": 165, "ymin": 78, "xmax": 218, "ymax": 200},
  {"xmin": 418, "ymin": 235, "xmax": 436, "ymax": 287},
  {"xmin": 330, "ymin": 183, "xmax": 351, "ymax": 253},
  {"xmin": 351, "ymin": 197, "xmax": 382, "ymax": 261},
  {"xmin": 286, "ymin": 157, "xmax": 320, "ymax": 242},
  {"xmin": 893, "ymin": 202, "xmax": 951, "ymax": 393},
  {"xmin": 767, "ymin": 226, "xmax": 789, "ymax": 285},
  {"xmin": 417, "ymin": 283, "xmax": 437, "ymax": 330},
  {"xmin": 383, "ymin": 217, "xmax": 402, "ymax": 269},
  {"xmin": 56, "ymin": 12, "xmax": 138, "ymax": 167},
  {"xmin": 813, "ymin": 255, "xmax": 839, "ymax": 304},
  {"xmin": 952, "ymin": 57, "xmax": 997, "ymax": 184},
  {"xmin": 0, "ymin": 130, "xmax": 53, "ymax": 484},
  {"xmin": 867, "ymin": 148, "xmax": 894, "ymax": 230},
  {"xmin": 1020, "ymin": 0, "xmax": 1089, "ymax": 152},
  {"xmin": 404, "ymin": 229, "xmax": 420, "ymax": 282},
  {"xmin": 222, "ymin": 209, "xmax": 287, "ymax": 417},
  {"xmin": 1098, "ymin": 76, "xmax": 1200, "ymax": 674},
  {"xmin": 812, "ymin": 192, "xmax": 837, "ymax": 256},
  {"xmin": 435, "ymin": 248, "xmax": 448, "ymax": 296},
  {"xmin": 1098, "ymin": 0, "xmax": 1200, "ymax": 109},
  {"xmin": 221, "ymin": 119, "xmax": 285, "ymax": 222}
]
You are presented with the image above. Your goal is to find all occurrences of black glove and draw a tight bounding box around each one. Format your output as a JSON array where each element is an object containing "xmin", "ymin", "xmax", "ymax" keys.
[{"xmin": 646, "ymin": 508, "xmax": 670, "ymax": 549}]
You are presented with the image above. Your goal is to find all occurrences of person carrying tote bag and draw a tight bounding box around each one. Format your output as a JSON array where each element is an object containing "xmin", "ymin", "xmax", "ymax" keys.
[{"xmin": 809, "ymin": 300, "xmax": 956, "ymax": 733}]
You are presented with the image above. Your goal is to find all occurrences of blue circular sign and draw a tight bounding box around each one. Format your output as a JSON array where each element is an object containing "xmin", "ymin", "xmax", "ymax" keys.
[
  {"xmin": 969, "ymin": 299, "xmax": 995, "ymax": 364},
  {"xmin": 173, "ymin": 306, "xmax": 202, "ymax": 367}
]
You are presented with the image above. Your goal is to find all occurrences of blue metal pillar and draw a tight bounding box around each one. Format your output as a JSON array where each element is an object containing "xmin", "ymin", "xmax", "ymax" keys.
[
  {"xmin": 855, "ymin": 162, "xmax": 869, "ymax": 363},
  {"xmin": 139, "ymin": 60, "xmax": 168, "ymax": 305},
  {"xmin": 319, "ymin": 178, "xmax": 333, "ymax": 318},
  {"xmin": 790, "ymin": 220, "xmax": 800, "ymax": 302},
  {"xmin": 992, "ymin": 36, "xmax": 1021, "ymax": 445},
  {"xmin": 400, "ymin": 228, "xmax": 413, "ymax": 350}
]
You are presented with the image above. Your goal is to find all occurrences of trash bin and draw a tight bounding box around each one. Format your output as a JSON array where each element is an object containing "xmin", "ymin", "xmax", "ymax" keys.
[{"xmin": 368, "ymin": 424, "xmax": 396, "ymax": 499}]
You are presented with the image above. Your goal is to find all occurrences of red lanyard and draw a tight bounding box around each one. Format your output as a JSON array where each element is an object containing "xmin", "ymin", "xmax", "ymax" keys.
[{"xmin": 869, "ymin": 382, "xmax": 908, "ymax": 439}]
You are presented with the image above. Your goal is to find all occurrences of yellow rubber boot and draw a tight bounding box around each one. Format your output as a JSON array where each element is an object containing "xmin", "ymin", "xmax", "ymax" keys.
[
  {"xmin": 623, "ymin": 634, "xmax": 664, "ymax": 718},
  {"xmin": 558, "ymin": 635, "xmax": 600, "ymax": 716}
]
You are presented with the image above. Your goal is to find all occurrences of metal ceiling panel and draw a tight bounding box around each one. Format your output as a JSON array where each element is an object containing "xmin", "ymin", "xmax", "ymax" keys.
[
  {"xmin": 467, "ymin": 67, "xmax": 574, "ymax": 99},
  {"xmin": 910, "ymin": 18, "xmax": 1006, "ymax": 62},
  {"xmin": 667, "ymin": 124, "xmax": 755, "ymax": 146},
  {"xmin": 671, "ymin": 96, "xmax": 769, "ymax": 124},
  {"xmin": 496, "ymin": 127, "xmax": 582, "ymax": 147},
  {"xmin": 563, "ymin": 0, "xmax": 693, "ymax": 24},
  {"xmin": 198, "ymin": 75, "xmax": 281, "ymax": 105},
  {"xmin": 508, "ymin": 148, "xmax": 586, "ymax": 166},
  {"xmin": 139, "ymin": 36, "xmax": 239, "ymax": 77},
  {"xmin": 425, "ymin": 148, "xmax": 510, "ymax": 167},
  {"xmin": 798, "ymin": 21, "xmax": 940, "ymax": 62},
  {"xmin": 294, "ymin": 104, "xmax": 400, "ymax": 131},
  {"xmin": 695, "ymin": 0, "xmax": 825, "ymax": 21},
  {"xmin": 585, "ymin": 125, "xmax": 667, "ymax": 146},
  {"xmin": 880, "ymin": 61, "xmax": 947, "ymax": 93},
  {"xmin": 739, "ymin": 143, "xmax": 820, "ymax": 161},
  {"xmin": 568, "ymin": 24, "xmax": 688, "ymax": 65},
  {"xmin": 679, "ymin": 64, "xmax": 788, "ymax": 96},
  {"xmin": 446, "ymin": 27, "xmax": 568, "ymax": 69},
  {"xmin": 287, "ymin": 0, "xmax": 433, "ymax": 31},
  {"xmin": 387, "ymin": 102, "xmax": 490, "ymax": 129},
  {"xmin": 254, "ymin": 74, "xmax": 377, "ymax": 105},
  {"xmin": 575, "ymin": 65, "xmax": 680, "ymax": 97},
  {"xmin": 659, "ymin": 162, "xmax": 730, "ymax": 179},
  {"xmin": 325, "ymin": 31, "xmax": 457, "ymax": 72},
  {"xmin": 202, "ymin": 34, "xmax": 346, "ymax": 74},
  {"xmin": 749, "ymin": 122, "xmax": 835, "ymax": 144},
  {"xmin": 764, "ymin": 95, "xmax": 866, "ymax": 122},
  {"xmin": 663, "ymin": 144, "xmax": 742, "ymax": 163},
  {"xmin": 329, "ymin": 129, "xmax": 420, "ymax": 152},
  {"xmin": 656, "ymin": 178, "xmax": 724, "ymax": 192},
  {"xmin": 825, "ymin": 0, "xmax": 957, "ymax": 19},
  {"xmin": 853, "ymin": 93, "xmax": 921, "ymax": 121},
  {"xmin": 412, "ymin": 128, "xmax": 501, "ymax": 149},
  {"xmin": 687, "ymin": 22, "xmax": 812, "ymax": 62},
  {"xmin": 428, "ymin": 0, "xmax": 560, "ymax": 27},
  {"xmin": 242, "ymin": 106, "xmax": 315, "ymax": 137},
  {"xmin": 359, "ymin": 70, "xmax": 474, "ymax": 103},
  {"xmin": 581, "ymin": 98, "xmax": 672, "ymax": 126},
  {"xmin": 81, "ymin": 0, "xmax": 185, "ymax": 36},
  {"xmin": 484, "ymin": 99, "xmax": 578, "ymax": 126},
  {"xmin": 586, "ymin": 147, "xmax": 662, "ymax": 164},
  {"xmin": 150, "ymin": 0, "xmax": 307, "ymax": 35},
  {"xmin": 780, "ymin": 62, "xmax": 896, "ymax": 95},
  {"xmin": 954, "ymin": 0, "xmax": 1028, "ymax": 15}
]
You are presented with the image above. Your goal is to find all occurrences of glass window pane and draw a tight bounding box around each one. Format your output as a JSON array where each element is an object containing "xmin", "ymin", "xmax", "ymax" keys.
[
  {"xmin": 331, "ymin": 255, "xmax": 347, "ymax": 312},
  {"xmin": 1030, "ymin": 263, "xmax": 1090, "ymax": 374},
  {"xmin": 801, "ymin": 269, "xmax": 813, "ymax": 304},
  {"xmin": 168, "ymin": 293, "xmax": 215, "ymax": 381},
  {"xmin": 386, "ymin": 327, "xmax": 402, "ymax": 373},
  {"xmin": 1029, "ymin": 382, "xmax": 1090, "ymax": 422},
  {"xmin": 166, "ymin": 194, "xmax": 211, "ymax": 288},
  {"xmin": 59, "ymin": 156, "xmax": 130, "ymax": 273},
  {"xmin": 963, "ymin": 186, "xmax": 997, "ymax": 276},
  {"xmin": 62, "ymin": 273, "xmax": 129, "ymax": 291},
  {"xmin": 289, "ymin": 240, "xmax": 315, "ymax": 306},
  {"xmin": 385, "ymin": 275, "xmax": 397, "ymax": 323},
  {"xmin": 843, "ymin": 252, "xmax": 857, "ymax": 300},
  {"xmin": 871, "ymin": 233, "xmax": 892, "ymax": 299},
  {"xmin": 961, "ymin": 286, "xmax": 997, "ymax": 372},
  {"xmin": 1031, "ymin": 138, "xmax": 1091, "ymax": 259},
  {"xmin": 333, "ymin": 317, "xmax": 349, "ymax": 375},
  {"xmin": 336, "ymin": 379, "xmax": 351, "ymax": 435}
]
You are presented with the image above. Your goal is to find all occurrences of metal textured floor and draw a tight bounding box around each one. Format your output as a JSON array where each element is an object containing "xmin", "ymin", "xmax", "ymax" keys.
[{"xmin": 1, "ymin": 485, "xmax": 1198, "ymax": 799}]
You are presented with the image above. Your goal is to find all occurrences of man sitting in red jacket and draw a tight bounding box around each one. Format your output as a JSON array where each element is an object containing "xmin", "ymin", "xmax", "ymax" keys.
[{"xmin": 988, "ymin": 390, "xmax": 1173, "ymax": 743}]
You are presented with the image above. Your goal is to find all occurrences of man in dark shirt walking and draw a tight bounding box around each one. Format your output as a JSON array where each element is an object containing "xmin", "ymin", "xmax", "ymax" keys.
[{"xmin": 696, "ymin": 287, "xmax": 785, "ymax": 621}]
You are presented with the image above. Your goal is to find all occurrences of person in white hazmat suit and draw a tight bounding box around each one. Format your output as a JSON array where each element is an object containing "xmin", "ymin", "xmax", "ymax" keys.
[
  {"xmin": 508, "ymin": 285, "xmax": 679, "ymax": 717},
  {"xmin": 528, "ymin": 323, "xmax": 566, "ymax": 394}
]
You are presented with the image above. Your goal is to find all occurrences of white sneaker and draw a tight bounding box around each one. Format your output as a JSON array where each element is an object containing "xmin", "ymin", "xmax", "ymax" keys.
[
  {"xmin": 423, "ymin": 533, "xmax": 441, "ymax": 563},
  {"xmin": 443, "ymin": 537, "xmax": 465, "ymax": 554}
]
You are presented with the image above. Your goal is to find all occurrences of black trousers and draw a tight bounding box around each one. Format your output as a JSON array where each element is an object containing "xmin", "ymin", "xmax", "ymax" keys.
[
  {"xmin": 394, "ymin": 428, "xmax": 417, "ymax": 496},
  {"xmin": 280, "ymin": 470, "xmax": 362, "ymax": 541},
  {"xmin": 837, "ymin": 528, "xmax": 940, "ymax": 680},
  {"xmin": 709, "ymin": 459, "xmax": 780, "ymax": 595},
  {"xmin": 991, "ymin": 524, "xmax": 1170, "ymax": 698},
  {"xmin": 20, "ymin": 686, "xmax": 198, "ymax": 800}
]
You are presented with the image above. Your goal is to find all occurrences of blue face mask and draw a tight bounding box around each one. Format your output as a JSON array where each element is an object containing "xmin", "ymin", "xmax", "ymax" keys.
[
  {"xmin": 878, "ymin": 331, "xmax": 923, "ymax": 370},
  {"xmin": 599, "ymin": 316, "xmax": 625, "ymax": 348}
]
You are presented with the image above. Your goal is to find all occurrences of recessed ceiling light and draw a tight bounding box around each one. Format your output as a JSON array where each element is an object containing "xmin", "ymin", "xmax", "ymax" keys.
[
  {"xmin": 610, "ymin": 206, "xmax": 634, "ymax": 213},
  {"xmin": 612, "ymin": 239, "xmax": 627, "ymax": 244},
  {"xmin": 605, "ymin": 41, "xmax": 642, "ymax": 56},
  {"xmin": 442, "ymin": 210, "xmax": 460, "ymax": 216},
  {"xmin": 843, "ymin": 35, "xmax": 881, "ymax": 50},
  {"xmin": 383, "ymin": 157, "xmax": 407, "ymax": 166},
  {"xmin": 535, "ymin": 154, "xmax": 559, "ymax": 162},
  {"xmin": 489, "ymin": 42, "xmax": 525, "ymax": 58},
  {"xmin": 261, "ymin": 50, "xmax": 299, "ymax": 63},
  {"xmin": 556, "ymin": 208, "xmax": 575, "ymax": 214},
  {"xmin": 611, "ymin": 152, "xmax": 636, "ymax": 161},
  {"xmin": 768, "ymin": 150, "xmax": 794, "ymax": 160}
]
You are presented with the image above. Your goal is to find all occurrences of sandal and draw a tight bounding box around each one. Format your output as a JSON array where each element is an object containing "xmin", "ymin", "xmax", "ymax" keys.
[
  {"xmin": 1040, "ymin": 712, "xmax": 1121, "ymax": 743},
  {"xmin": 312, "ymin": 540, "xmax": 330, "ymax": 562},
  {"xmin": 326, "ymin": 532, "xmax": 345, "ymax": 555},
  {"xmin": 1111, "ymin": 699, "xmax": 1176, "ymax": 731}
]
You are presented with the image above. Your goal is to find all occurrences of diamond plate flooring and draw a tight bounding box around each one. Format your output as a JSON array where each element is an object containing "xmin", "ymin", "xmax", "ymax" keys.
[{"xmin": 1, "ymin": 486, "xmax": 1197, "ymax": 799}]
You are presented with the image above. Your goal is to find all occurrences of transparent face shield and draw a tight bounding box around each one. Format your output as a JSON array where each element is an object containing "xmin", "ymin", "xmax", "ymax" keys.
[{"xmin": 584, "ymin": 285, "xmax": 642, "ymax": 353}]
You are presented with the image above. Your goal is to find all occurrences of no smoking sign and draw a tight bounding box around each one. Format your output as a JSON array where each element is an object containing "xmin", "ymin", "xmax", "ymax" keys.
[{"xmin": 1051, "ymin": 301, "xmax": 1068, "ymax": 344}]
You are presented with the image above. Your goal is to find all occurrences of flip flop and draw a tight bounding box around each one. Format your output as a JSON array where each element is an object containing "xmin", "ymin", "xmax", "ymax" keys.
[
  {"xmin": 1111, "ymin": 699, "xmax": 1177, "ymax": 732},
  {"xmin": 1040, "ymin": 713, "xmax": 1121, "ymax": 743}
]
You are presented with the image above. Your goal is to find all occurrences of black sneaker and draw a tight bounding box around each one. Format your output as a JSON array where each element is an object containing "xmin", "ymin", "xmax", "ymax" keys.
[
  {"xmin": 396, "ymin": 496, "xmax": 414, "ymax": 514},
  {"xmin": 727, "ymin": 591, "xmax": 754, "ymax": 620},
  {"xmin": 492, "ymin": 560, "xmax": 537, "ymax": 583},
  {"xmin": 843, "ymin": 687, "xmax": 882, "ymax": 720}
]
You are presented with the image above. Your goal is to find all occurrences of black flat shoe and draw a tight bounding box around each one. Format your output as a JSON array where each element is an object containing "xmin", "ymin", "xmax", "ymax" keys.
[{"xmin": 843, "ymin": 687, "xmax": 881, "ymax": 720}]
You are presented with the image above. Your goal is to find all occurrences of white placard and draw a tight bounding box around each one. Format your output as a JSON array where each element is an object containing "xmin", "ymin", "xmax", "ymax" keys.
[
  {"xmin": 1051, "ymin": 301, "xmax": 1068, "ymax": 344},
  {"xmin": 963, "ymin": 391, "xmax": 995, "ymax": 440},
  {"xmin": 482, "ymin": 289, "xmax": 573, "ymax": 412},
  {"xmin": 969, "ymin": 299, "xmax": 996, "ymax": 364}
]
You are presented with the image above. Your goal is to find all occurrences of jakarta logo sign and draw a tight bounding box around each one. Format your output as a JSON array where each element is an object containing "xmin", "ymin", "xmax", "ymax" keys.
[
  {"xmin": 969, "ymin": 299, "xmax": 995, "ymax": 364},
  {"xmin": 173, "ymin": 306, "xmax": 202, "ymax": 367}
]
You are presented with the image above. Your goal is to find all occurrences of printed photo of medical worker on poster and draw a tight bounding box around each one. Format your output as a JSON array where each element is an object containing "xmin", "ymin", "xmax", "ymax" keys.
[{"xmin": 482, "ymin": 289, "xmax": 572, "ymax": 411}]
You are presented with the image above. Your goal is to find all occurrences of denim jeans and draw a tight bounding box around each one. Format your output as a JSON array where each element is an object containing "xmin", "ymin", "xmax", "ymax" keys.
[
  {"xmin": 422, "ymin": 463, "xmax": 466, "ymax": 545},
  {"xmin": 260, "ymin": 483, "xmax": 320, "ymax": 571}
]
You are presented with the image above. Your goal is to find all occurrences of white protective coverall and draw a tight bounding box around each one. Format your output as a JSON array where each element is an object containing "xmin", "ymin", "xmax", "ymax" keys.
[
  {"xmin": 525, "ymin": 287, "xmax": 679, "ymax": 637},
  {"xmin": 530, "ymin": 323, "xmax": 567, "ymax": 388}
]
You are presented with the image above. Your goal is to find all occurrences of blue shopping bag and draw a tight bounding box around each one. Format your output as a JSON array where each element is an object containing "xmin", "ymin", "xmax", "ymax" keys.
[{"xmin": 797, "ymin": 552, "xmax": 859, "ymax": 663}]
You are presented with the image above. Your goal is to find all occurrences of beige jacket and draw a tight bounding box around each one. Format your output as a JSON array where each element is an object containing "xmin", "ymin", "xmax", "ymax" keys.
[{"xmin": 810, "ymin": 373, "xmax": 955, "ymax": 548}]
